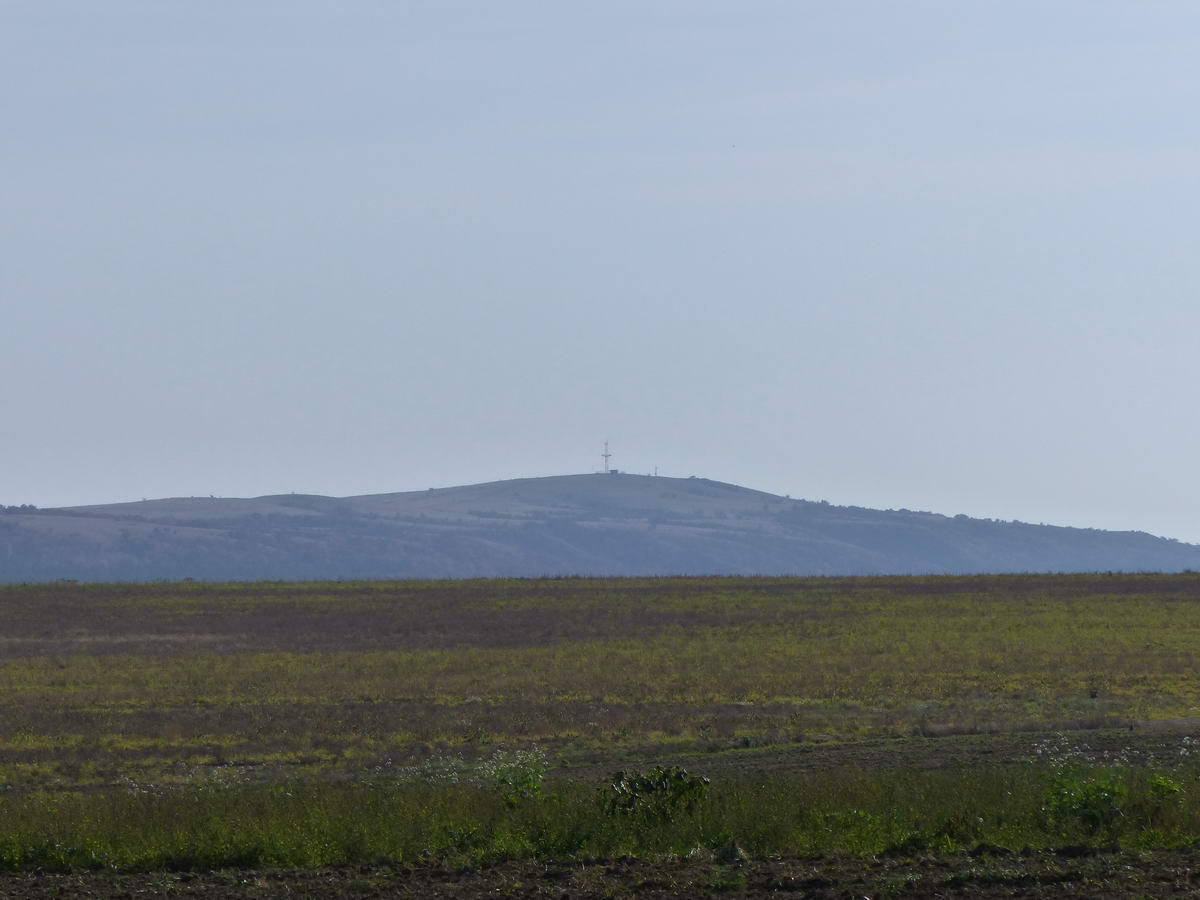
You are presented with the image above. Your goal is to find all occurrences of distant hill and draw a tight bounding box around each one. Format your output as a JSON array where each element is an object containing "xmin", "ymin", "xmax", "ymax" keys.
[{"xmin": 2, "ymin": 473, "xmax": 1198, "ymax": 581}]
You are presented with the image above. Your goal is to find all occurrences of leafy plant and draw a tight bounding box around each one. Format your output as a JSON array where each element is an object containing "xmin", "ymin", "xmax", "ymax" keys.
[
  {"xmin": 1148, "ymin": 772, "xmax": 1183, "ymax": 804},
  {"xmin": 601, "ymin": 766, "xmax": 710, "ymax": 823},
  {"xmin": 1043, "ymin": 767, "xmax": 1128, "ymax": 837},
  {"xmin": 477, "ymin": 747, "xmax": 548, "ymax": 807}
]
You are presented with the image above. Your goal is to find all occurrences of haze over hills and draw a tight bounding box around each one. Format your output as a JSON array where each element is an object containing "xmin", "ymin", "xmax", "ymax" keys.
[{"xmin": 2, "ymin": 473, "xmax": 1198, "ymax": 582}]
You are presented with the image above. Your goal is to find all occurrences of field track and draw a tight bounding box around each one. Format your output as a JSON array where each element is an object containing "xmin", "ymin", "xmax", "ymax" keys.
[{"xmin": 567, "ymin": 719, "xmax": 1200, "ymax": 782}]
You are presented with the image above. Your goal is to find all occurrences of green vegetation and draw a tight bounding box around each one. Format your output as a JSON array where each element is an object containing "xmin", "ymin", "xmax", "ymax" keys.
[
  {"xmin": 4, "ymin": 745, "xmax": 1200, "ymax": 871},
  {"xmin": 1, "ymin": 574, "xmax": 1200, "ymax": 878}
]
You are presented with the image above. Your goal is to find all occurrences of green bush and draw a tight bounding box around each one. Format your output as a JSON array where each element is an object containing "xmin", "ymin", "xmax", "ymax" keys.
[
  {"xmin": 1043, "ymin": 767, "xmax": 1128, "ymax": 837},
  {"xmin": 477, "ymin": 748, "xmax": 548, "ymax": 807},
  {"xmin": 601, "ymin": 766, "xmax": 710, "ymax": 823}
]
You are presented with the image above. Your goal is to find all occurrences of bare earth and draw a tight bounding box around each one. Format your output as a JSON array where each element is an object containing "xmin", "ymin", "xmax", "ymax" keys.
[{"xmin": 4, "ymin": 850, "xmax": 1200, "ymax": 898}]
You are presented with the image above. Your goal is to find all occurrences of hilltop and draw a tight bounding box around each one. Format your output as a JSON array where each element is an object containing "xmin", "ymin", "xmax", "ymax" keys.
[{"xmin": 2, "ymin": 473, "xmax": 1198, "ymax": 581}]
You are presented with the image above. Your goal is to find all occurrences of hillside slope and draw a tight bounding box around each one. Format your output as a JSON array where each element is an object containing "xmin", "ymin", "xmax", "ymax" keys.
[{"xmin": 2, "ymin": 473, "xmax": 1198, "ymax": 581}]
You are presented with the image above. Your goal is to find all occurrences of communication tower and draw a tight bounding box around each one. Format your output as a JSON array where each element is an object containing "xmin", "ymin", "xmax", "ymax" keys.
[{"xmin": 602, "ymin": 441, "xmax": 612, "ymax": 474}]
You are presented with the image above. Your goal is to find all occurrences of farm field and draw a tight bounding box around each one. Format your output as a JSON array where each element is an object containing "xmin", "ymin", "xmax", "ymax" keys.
[{"xmin": 3, "ymin": 574, "xmax": 1200, "ymax": 896}]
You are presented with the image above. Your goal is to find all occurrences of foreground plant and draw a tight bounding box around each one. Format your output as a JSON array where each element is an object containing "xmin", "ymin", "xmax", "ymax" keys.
[
  {"xmin": 602, "ymin": 766, "xmax": 710, "ymax": 824},
  {"xmin": 1035, "ymin": 733, "xmax": 1191, "ymax": 842}
]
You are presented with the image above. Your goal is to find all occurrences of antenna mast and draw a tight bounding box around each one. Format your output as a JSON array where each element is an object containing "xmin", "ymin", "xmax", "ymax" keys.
[{"xmin": 602, "ymin": 440, "xmax": 612, "ymax": 474}]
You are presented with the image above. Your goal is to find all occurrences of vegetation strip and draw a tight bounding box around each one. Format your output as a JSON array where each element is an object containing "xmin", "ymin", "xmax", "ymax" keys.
[{"xmin": 3, "ymin": 740, "xmax": 1200, "ymax": 871}]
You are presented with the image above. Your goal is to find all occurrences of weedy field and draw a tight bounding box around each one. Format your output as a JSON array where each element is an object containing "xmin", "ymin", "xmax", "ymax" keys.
[{"xmin": 2, "ymin": 574, "xmax": 1200, "ymax": 896}]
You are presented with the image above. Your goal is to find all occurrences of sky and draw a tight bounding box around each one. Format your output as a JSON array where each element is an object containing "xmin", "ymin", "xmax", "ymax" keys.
[{"xmin": 5, "ymin": 2, "xmax": 1200, "ymax": 541}]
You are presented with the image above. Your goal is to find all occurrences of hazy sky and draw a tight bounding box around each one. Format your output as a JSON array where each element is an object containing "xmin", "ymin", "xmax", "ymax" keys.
[{"xmin": 5, "ymin": 2, "xmax": 1200, "ymax": 541}]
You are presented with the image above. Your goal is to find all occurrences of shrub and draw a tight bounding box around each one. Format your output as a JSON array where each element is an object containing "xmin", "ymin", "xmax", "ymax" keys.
[
  {"xmin": 1043, "ymin": 767, "xmax": 1128, "ymax": 837},
  {"xmin": 477, "ymin": 747, "xmax": 548, "ymax": 807},
  {"xmin": 601, "ymin": 766, "xmax": 710, "ymax": 823}
]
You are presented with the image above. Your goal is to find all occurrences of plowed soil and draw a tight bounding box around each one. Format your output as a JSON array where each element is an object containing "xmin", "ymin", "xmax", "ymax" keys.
[{"xmin": 3, "ymin": 849, "xmax": 1200, "ymax": 898}]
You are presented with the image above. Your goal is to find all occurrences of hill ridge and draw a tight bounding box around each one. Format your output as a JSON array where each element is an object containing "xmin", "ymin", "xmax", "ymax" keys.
[{"xmin": 2, "ymin": 473, "xmax": 1197, "ymax": 581}]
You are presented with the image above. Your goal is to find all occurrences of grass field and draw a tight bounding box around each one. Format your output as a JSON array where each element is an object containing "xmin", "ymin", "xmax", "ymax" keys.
[{"xmin": 2, "ymin": 574, "xmax": 1200, "ymax": 894}]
